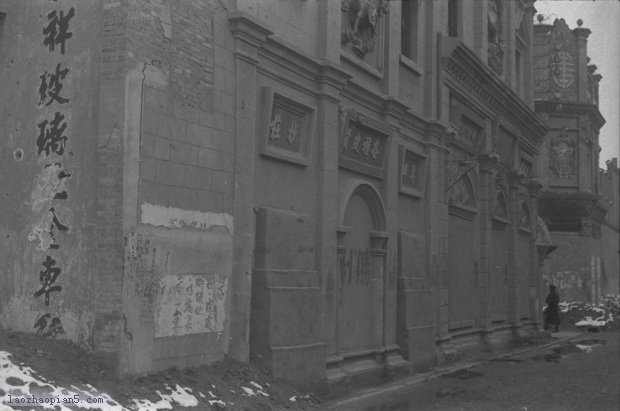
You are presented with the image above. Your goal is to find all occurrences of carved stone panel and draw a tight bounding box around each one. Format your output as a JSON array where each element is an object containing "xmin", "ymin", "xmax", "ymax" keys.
[
  {"xmin": 547, "ymin": 19, "xmax": 578, "ymax": 101},
  {"xmin": 446, "ymin": 157, "xmax": 478, "ymax": 220},
  {"xmin": 398, "ymin": 145, "xmax": 426, "ymax": 198},
  {"xmin": 339, "ymin": 110, "xmax": 391, "ymax": 178},
  {"xmin": 449, "ymin": 101, "xmax": 485, "ymax": 154},
  {"xmin": 258, "ymin": 87, "xmax": 314, "ymax": 166},
  {"xmin": 549, "ymin": 127, "xmax": 577, "ymax": 180}
]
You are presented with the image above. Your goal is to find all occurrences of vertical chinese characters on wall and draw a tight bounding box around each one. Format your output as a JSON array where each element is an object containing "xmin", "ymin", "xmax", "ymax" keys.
[{"xmin": 32, "ymin": 6, "xmax": 76, "ymax": 335}]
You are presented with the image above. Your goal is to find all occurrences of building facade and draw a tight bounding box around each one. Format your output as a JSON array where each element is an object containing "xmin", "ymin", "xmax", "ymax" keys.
[
  {"xmin": 0, "ymin": 0, "xmax": 614, "ymax": 387},
  {"xmin": 533, "ymin": 17, "xmax": 619, "ymax": 303}
]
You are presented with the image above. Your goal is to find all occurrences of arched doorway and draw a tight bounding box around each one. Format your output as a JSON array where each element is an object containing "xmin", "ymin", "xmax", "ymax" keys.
[{"xmin": 336, "ymin": 183, "xmax": 387, "ymax": 355}]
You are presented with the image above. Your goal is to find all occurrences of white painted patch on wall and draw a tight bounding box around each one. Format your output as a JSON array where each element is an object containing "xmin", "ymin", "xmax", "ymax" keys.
[
  {"xmin": 28, "ymin": 211, "xmax": 55, "ymax": 251},
  {"xmin": 30, "ymin": 163, "xmax": 71, "ymax": 212},
  {"xmin": 141, "ymin": 203, "xmax": 233, "ymax": 233},
  {"xmin": 155, "ymin": 273, "xmax": 228, "ymax": 338}
]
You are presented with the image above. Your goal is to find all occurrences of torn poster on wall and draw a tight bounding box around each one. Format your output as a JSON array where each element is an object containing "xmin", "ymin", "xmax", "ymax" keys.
[{"xmin": 154, "ymin": 274, "xmax": 228, "ymax": 338}]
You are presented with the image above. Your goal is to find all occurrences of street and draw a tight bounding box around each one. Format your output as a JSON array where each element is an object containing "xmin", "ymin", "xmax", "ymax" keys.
[{"xmin": 336, "ymin": 330, "xmax": 619, "ymax": 411}]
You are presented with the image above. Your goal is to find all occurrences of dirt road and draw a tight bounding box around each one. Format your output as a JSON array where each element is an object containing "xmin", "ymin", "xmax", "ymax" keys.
[{"xmin": 338, "ymin": 330, "xmax": 619, "ymax": 411}]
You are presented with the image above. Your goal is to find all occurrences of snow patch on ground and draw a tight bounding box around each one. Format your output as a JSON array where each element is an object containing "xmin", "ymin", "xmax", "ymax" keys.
[
  {"xmin": 131, "ymin": 384, "xmax": 198, "ymax": 409},
  {"xmin": 240, "ymin": 386, "xmax": 256, "ymax": 396},
  {"xmin": 559, "ymin": 295, "xmax": 620, "ymax": 328},
  {"xmin": 575, "ymin": 344, "xmax": 594, "ymax": 353},
  {"xmin": 249, "ymin": 381, "xmax": 269, "ymax": 397},
  {"xmin": 0, "ymin": 351, "xmax": 124, "ymax": 411},
  {"xmin": 0, "ymin": 351, "xmax": 200, "ymax": 411},
  {"xmin": 575, "ymin": 317, "xmax": 607, "ymax": 327}
]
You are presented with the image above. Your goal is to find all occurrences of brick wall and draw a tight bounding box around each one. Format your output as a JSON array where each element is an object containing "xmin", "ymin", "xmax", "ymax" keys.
[
  {"xmin": 117, "ymin": 0, "xmax": 236, "ymax": 375},
  {"xmin": 139, "ymin": 85, "xmax": 233, "ymax": 214},
  {"xmin": 93, "ymin": 0, "xmax": 129, "ymax": 358}
]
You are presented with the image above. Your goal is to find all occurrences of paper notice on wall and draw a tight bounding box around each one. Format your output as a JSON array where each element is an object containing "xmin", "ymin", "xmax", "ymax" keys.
[{"xmin": 154, "ymin": 273, "xmax": 227, "ymax": 338}]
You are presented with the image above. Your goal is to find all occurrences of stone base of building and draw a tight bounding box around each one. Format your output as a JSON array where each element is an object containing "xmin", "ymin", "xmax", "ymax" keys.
[
  {"xmin": 437, "ymin": 322, "xmax": 543, "ymax": 366},
  {"xmin": 326, "ymin": 348, "xmax": 410, "ymax": 387},
  {"xmin": 482, "ymin": 324, "xmax": 514, "ymax": 351}
]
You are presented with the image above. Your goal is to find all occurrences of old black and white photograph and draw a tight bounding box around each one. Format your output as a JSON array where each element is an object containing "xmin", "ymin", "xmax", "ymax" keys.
[{"xmin": 0, "ymin": 0, "xmax": 618, "ymax": 410}]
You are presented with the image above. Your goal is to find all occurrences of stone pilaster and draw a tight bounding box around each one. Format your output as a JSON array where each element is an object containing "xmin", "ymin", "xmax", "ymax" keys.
[
  {"xmin": 526, "ymin": 178, "xmax": 544, "ymax": 326},
  {"xmin": 315, "ymin": 62, "xmax": 349, "ymax": 379},
  {"xmin": 227, "ymin": 12, "xmax": 272, "ymax": 361},
  {"xmin": 478, "ymin": 153, "xmax": 499, "ymax": 333},
  {"xmin": 573, "ymin": 27, "xmax": 591, "ymax": 103},
  {"xmin": 506, "ymin": 171, "xmax": 522, "ymax": 327},
  {"xmin": 382, "ymin": 98, "xmax": 410, "ymax": 375},
  {"xmin": 425, "ymin": 121, "xmax": 453, "ymax": 363}
]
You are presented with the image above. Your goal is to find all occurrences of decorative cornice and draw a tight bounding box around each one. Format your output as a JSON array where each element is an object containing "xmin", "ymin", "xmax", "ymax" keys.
[
  {"xmin": 424, "ymin": 120, "xmax": 449, "ymax": 149},
  {"xmin": 448, "ymin": 203, "xmax": 478, "ymax": 221},
  {"xmin": 440, "ymin": 37, "xmax": 548, "ymax": 151},
  {"xmin": 317, "ymin": 60, "xmax": 351, "ymax": 92},
  {"xmin": 259, "ymin": 35, "xmax": 322, "ymax": 86},
  {"xmin": 382, "ymin": 96, "xmax": 408, "ymax": 121},
  {"xmin": 256, "ymin": 36, "xmax": 351, "ymax": 104},
  {"xmin": 228, "ymin": 12, "xmax": 274, "ymax": 47},
  {"xmin": 534, "ymin": 100, "xmax": 606, "ymax": 130},
  {"xmin": 341, "ymin": 78, "xmax": 388, "ymax": 114},
  {"xmin": 492, "ymin": 216, "xmax": 509, "ymax": 231}
]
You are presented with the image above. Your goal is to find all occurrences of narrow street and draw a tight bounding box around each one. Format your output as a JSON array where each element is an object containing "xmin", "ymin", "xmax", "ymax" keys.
[{"xmin": 333, "ymin": 330, "xmax": 619, "ymax": 411}]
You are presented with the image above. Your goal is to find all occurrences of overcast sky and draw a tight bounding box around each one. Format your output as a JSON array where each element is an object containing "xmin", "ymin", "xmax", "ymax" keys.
[{"xmin": 535, "ymin": 0, "xmax": 620, "ymax": 167}]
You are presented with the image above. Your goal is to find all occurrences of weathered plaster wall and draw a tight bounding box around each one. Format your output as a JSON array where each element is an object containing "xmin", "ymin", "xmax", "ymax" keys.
[
  {"xmin": 115, "ymin": 0, "xmax": 235, "ymax": 374},
  {"xmin": 0, "ymin": 0, "xmax": 101, "ymax": 345},
  {"xmin": 122, "ymin": 222, "xmax": 232, "ymax": 374}
]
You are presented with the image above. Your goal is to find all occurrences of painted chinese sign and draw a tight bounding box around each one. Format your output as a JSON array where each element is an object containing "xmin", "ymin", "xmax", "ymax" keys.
[
  {"xmin": 398, "ymin": 146, "xmax": 426, "ymax": 197},
  {"xmin": 339, "ymin": 110, "xmax": 390, "ymax": 178},
  {"xmin": 268, "ymin": 105, "xmax": 303, "ymax": 152},
  {"xmin": 31, "ymin": 5, "xmax": 76, "ymax": 335},
  {"xmin": 259, "ymin": 88, "xmax": 314, "ymax": 166}
]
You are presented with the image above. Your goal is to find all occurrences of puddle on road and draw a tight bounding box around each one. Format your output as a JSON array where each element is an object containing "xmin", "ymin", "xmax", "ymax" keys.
[
  {"xmin": 490, "ymin": 357, "xmax": 523, "ymax": 363},
  {"xmin": 441, "ymin": 368, "xmax": 484, "ymax": 380}
]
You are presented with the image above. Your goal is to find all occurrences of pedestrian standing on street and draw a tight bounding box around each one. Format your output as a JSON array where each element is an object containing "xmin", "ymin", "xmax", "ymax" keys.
[{"xmin": 544, "ymin": 285, "xmax": 560, "ymax": 332}]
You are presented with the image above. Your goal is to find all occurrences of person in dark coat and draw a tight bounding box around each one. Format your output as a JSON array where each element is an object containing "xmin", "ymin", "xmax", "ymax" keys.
[{"xmin": 544, "ymin": 285, "xmax": 560, "ymax": 332}]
